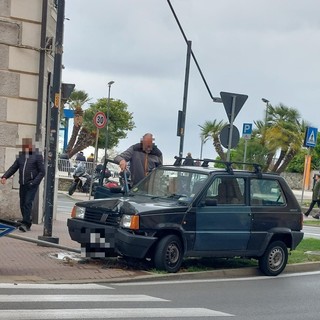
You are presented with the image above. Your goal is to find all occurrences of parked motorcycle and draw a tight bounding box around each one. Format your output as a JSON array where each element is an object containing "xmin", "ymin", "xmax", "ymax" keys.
[{"xmin": 68, "ymin": 162, "xmax": 92, "ymax": 195}]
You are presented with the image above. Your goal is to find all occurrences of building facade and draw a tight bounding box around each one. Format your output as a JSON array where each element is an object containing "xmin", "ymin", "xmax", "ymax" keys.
[{"xmin": 0, "ymin": 0, "xmax": 58, "ymax": 222}]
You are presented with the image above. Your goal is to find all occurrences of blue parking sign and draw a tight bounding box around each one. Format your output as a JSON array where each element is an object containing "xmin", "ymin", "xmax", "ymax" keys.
[{"xmin": 242, "ymin": 123, "xmax": 252, "ymax": 140}]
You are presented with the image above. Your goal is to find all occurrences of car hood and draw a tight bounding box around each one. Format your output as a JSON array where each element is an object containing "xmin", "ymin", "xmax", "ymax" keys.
[{"xmin": 76, "ymin": 195, "xmax": 188, "ymax": 215}]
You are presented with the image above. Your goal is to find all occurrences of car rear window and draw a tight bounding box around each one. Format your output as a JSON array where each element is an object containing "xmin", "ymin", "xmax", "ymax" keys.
[{"xmin": 250, "ymin": 178, "xmax": 285, "ymax": 206}]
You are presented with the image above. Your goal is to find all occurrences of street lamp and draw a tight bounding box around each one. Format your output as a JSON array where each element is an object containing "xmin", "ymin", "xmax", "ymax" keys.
[
  {"xmin": 101, "ymin": 80, "xmax": 115, "ymax": 185},
  {"xmin": 212, "ymin": 97, "xmax": 222, "ymax": 103}
]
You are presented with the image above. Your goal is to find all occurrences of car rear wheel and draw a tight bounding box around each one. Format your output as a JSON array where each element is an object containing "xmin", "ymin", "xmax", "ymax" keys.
[
  {"xmin": 259, "ymin": 241, "xmax": 288, "ymax": 276},
  {"xmin": 154, "ymin": 235, "xmax": 183, "ymax": 273}
]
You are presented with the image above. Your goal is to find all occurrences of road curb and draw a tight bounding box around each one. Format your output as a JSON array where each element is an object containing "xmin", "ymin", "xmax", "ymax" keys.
[{"xmin": 107, "ymin": 261, "xmax": 320, "ymax": 284}]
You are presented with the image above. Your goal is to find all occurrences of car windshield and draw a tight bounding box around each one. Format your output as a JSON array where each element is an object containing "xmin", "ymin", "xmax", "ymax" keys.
[{"xmin": 131, "ymin": 167, "xmax": 209, "ymax": 199}]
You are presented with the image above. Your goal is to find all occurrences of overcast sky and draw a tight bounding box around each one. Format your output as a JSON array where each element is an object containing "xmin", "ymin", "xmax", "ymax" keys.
[{"xmin": 62, "ymin": 0, "xmax": 320, "ymax": 164}]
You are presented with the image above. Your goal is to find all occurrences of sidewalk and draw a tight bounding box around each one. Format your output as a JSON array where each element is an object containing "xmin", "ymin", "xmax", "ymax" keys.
[
  {"xmin": 0, "ymin": 189, "xmax": 317, "ymax": 284},
  {"xmin": 0, "ymin": 191, "xmax": 149, "ymax": 284}
]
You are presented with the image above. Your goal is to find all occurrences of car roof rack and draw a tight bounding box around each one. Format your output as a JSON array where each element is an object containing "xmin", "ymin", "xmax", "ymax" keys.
[{"xmin": 173, "ymin": 156, "xmax": 262, "ymax": 174}]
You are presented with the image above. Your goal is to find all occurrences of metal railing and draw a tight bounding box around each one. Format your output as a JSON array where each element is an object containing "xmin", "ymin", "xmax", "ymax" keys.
[{"xmin": 57, "ymin": 158, "xmax": 119, "ymax": 179}]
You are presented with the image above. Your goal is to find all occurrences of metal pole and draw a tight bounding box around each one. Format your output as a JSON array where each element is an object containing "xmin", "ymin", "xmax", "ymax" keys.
[
  {"xmin": 243, "ymin": 139, "xmax": 248, "ymax": 169},
  {"xmin": 41, "ymin": 0, "xmax": 65, "ymax": 243},
  {"xmin": 226, "ymin": 96, "xmax": 236, "ymax": 162},
  {"xmin": 7, "ymin": 233, "xmax": 80, "ymax": 253},
  {"xmin": 101, "ymin": 81, "xmax": 114, "ymax": 185},
  {"xmin": 89, "ymin": 128, "xmax": 99, "ymax": 200},
  {"xmin": 200, "ymin": 135, "xmax": 204, "ymax": 159},
  {"xmin": 178, "ymin": 40, "xmax": 192, "ymax": 157},
  {"xmin": 261, "ymin": 98, "xmax": 269, "ymax": 146}
]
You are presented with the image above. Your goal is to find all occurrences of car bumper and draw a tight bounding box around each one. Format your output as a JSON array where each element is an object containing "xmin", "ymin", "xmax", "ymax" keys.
[
  {"xmin": 67, "ymin": 218, "xmax": 116, "ymax": 254},
  {"xmin": 115, "ymin": 228, "xmax": 157, "ymax": 259},
  {"xmin": 292, "ymin": 231, "xmax": 304, "ymax": 249}
]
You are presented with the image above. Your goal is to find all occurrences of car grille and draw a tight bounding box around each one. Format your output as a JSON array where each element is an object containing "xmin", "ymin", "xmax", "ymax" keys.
[{"xmin": 84, "ymin": 207, "xmax": 120, "ymax": 226}]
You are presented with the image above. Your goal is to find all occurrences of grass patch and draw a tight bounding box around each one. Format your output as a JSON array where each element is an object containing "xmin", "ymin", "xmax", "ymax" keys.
[
  {"xmin": 304, "ymin": 220, "xmax": 320, "ymax": 226},
  {"xmin": 288, "ymin": 238, "xmax": 320, "ymax": 264}
]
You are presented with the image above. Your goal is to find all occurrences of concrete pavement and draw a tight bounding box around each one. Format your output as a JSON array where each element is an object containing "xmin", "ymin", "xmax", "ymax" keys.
[{"xmin": 0, "ymin": 189, "xmax": 319, "ymax": 284}]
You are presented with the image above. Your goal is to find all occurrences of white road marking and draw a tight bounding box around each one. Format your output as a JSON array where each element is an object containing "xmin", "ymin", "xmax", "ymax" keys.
[
  {"xmin": 0, "ymin": 283, "xmax": 112, "ymax": 290},
  {"xmin": 0, "ymin": 308, "xmax": 234, "ymax": 319},
  {"xmin": 0, "ymin": 294, "xmax": 168, "ymax": 302},
  {"xmin": 115, "ymin": 270, "xmax": 320, "ymax": 286}
]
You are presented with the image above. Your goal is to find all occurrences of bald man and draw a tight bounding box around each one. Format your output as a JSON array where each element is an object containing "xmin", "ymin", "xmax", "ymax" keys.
[{"xmin": 114, "ymin": 133, "xmax": 163, "ymax": 186}]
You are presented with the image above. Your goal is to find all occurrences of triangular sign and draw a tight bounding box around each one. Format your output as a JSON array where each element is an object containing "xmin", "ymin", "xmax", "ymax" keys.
[{"xmin": 220, "ymin": 92, "xmax": 248, "ymax": 122}]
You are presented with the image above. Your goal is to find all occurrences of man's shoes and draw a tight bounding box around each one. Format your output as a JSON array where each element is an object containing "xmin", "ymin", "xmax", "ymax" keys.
[
  {"xmin": 304, "ymin": 212, "xmax": 309, "ymax": 217},
  {"xmin": 313, "ymin": 214, "xmax": 320, "ymax": 219},
  {"xmin": 19, "ymin": 225, "xmax": 27, "ymax": 232},
  {"xmin": 26, "ymin": 226, "xmax": 31, "ymax": 231}
]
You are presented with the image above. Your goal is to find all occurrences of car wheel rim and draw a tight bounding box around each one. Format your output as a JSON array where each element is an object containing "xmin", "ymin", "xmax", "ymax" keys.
[
  {"xmin": 268, "ymin": 247, "xmax": 284, "ymax": 271},
  {"xmin": 166, "ymin": 243, "xmax": 180, "ymax": 266}
]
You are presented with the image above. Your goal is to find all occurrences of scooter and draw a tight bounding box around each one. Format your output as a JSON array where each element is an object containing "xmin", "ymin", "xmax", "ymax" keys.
[{"xmin": 68, "ymin": 162, "xmax": 92, "ymax": 195}]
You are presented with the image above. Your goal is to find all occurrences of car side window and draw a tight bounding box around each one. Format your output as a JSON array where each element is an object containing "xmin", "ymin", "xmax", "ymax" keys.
[
  {"xmin": 205, "ymin": 177, "xmax": 245, "ymax": 205},
  {"xmin": 250, "ymin": 178, "xmax": 285, "ymax": 206}
]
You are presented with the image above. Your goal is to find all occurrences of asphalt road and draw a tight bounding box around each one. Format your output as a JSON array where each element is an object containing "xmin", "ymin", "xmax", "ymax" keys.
[
  {"xmin": 1, "ymin": 271, "xmax": 320, "ymax": 319},
  {"xmin": 56, "ymin": 193, "xmax": 77, "ymax": 221}
]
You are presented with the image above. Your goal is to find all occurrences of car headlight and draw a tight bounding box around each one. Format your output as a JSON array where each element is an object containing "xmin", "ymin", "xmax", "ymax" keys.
[
  {"xmin": 71, "ymin": 205, "xmax": 86, "ymax": 219},
  {"xmin": 120, "ymin": 214, "xmax": 140, "ymax": 230}
]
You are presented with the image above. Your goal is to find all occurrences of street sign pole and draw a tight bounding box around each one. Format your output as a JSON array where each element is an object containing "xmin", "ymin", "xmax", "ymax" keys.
[
  {"xmin": 243, "ymin": 140, "xmax": 248, "ymax": 169},
  {"xmin": 220, "ymin": 91, "xmax": 248, "ymax": 162},
  {"xmin": 226, "ymin": 96, "xmax": 236, "ymax": 162},
  {"xmin": 41, "ymin": 0, "xmax": 65, "ymax": 244},
  {"xmin": 89, "ymin": 128, "xmax": 100, "ymax": 200},
  {"xmin": 242, "ymin": 123, "xmax": 252, "ymax": 169},
  {"xmin": 178, "ymin": 40, "xmax": 191, "ymax": 158}
]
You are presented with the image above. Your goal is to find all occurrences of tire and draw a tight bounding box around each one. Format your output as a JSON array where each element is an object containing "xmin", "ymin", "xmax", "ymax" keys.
[
  {"xmin": 154, "ymin": 235, "xmax": 183, "ymax": 273},
  {"xmin": 259, "ymin": 241, "xmax": 288, "ymax": 276},
  {"xmin": 68, "ymin": 182, "xmax": 78, "ymax": 195}
]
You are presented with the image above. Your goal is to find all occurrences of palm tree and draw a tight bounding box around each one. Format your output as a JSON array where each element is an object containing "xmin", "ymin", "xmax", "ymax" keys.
[
  {"xmin": 199, "ymin": 120, "xmax": 228, "ymax": 161},
  {"xmin": 264, "ymin": 104, "xmax": 305, "ymax": 173},
  {"xmin": 64, "ymin": 90, "xmax": 90, "ymax": 157}
]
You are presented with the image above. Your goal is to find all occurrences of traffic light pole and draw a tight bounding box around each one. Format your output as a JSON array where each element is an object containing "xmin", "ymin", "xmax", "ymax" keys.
[
  {"xmin": 40, "ymin": 0, "xmax": 65, "ymax": 243},
  {"xmin": 178, "ymin": 40, "xmax": 191, "ymax": 158}
]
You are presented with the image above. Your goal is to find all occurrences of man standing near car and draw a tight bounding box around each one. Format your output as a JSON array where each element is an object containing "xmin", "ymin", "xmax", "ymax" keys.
[
  {"xmin": 1, "ymin": 138, "xmax": 45, "ymax": 232},
  {"xmin": 114, "ymin": 133, "xmax": 163, "ymax": 187}
]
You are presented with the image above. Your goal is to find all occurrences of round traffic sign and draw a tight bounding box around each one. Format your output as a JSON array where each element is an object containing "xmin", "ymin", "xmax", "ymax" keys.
[
  {"xmin": 93, "ymin": 111, "xmax": 107, "ymax": 129},
  {"xmin": 220, "ymin": 124, "xmax": 240, "ymax": 149}
]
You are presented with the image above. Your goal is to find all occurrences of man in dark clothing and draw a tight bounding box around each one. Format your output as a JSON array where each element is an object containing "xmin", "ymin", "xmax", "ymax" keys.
[
  {"xmin": 1, "ymin": 138, "xmax": 45, "ymax": 232},
  {"xmin": 75, "ymin": 151, "xmax": 86, "ymax": 162},
  {"xmin": 305, "ymin": 174, "xmax": 320, "ymax": 218},
  {"xmin": 114, "ymin": 133, "xmax": 163, "ymax": 186},
  {"xmin": 183, "ymin": 152, "xmax": 194, "ymax": 166}
]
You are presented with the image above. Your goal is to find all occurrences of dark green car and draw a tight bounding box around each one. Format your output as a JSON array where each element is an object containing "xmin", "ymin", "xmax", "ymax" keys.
[{"xmin": 67, "ymin": 158, "xmax": 304, "ymax": 276}]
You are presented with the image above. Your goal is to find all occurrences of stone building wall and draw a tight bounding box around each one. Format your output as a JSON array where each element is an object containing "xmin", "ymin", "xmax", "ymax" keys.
[{"xmin": 0, "ymin": 0, "xmax": 57, "ymax": 220}]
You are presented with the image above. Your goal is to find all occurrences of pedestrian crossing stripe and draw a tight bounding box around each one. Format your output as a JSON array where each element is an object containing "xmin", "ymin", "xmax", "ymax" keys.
[
  {"xmin": 0, "ymin": 308, "xmax": 234, "ymax": 319},
  {"xmin": 0, "ymin": 283, "xmax": 112, "ymax": 290},
  {"xmin": 0, "ymin": 284, "xmax": 235, "ymax": 318},
  {"xmin": 0, "ymin": 294, "xmax": 168, "ymax": 302}
]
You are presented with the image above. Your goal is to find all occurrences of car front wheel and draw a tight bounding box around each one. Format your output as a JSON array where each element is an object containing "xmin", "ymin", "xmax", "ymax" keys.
[
  {"xmin": 259, "ymin": 240, "xmax": 288, "ymax": 276},
  {"xmin": 154, "ymin": 235, "xmax": 183, "ymax": 273}
]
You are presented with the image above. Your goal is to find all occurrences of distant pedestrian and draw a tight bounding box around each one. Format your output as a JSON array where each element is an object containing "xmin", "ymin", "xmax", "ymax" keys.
[
  {"xmin": 114, "ymin": 133, "xmax": 163, "ymax": 186},
  {"xmin": 183, "ymin": 152, "xmax": 194, "ymax": 166},
  {"xmin": 0, "ymin": 138, "xmax": 45, "ymax": 232},
  {"xmin": 75, "ymin": 151, "xmax": 86, "ymax": 162},
  {"xmin": 304, "ymin": 174, "xmax": 320, "ymax": 218},
  {"xmin": 87, "ymin": 153, "xmax": 94, "ymax": 162}
]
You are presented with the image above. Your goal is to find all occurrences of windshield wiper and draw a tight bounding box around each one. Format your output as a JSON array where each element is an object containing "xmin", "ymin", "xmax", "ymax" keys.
[{"xmin": 166, "ymin": 193, "xmax": 188, "ymax": 199}]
